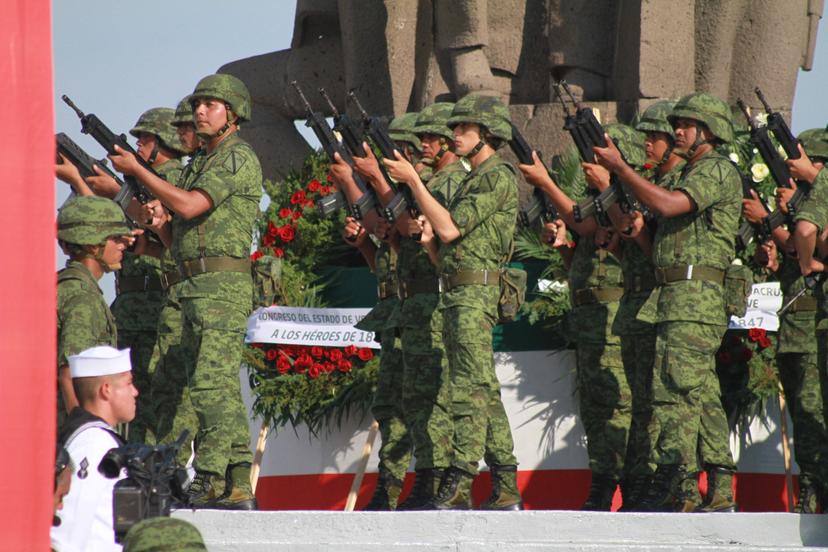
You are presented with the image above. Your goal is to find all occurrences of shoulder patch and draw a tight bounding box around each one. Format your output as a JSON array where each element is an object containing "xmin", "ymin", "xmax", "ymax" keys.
[{"xmin": 222, "ymin": 150, "xmax": 247, "ymax": 175}]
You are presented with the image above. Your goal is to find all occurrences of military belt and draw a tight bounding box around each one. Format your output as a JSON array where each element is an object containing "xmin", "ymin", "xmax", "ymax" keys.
[
  {"xmin": 623, "ymin": 273, "xmax": 658, "ymax": 293},
  {"xmin": 398, "ymin": 278, "xmax": 440, "ymax": 300},
  {"xmin": 573, "ymin": 286, "xmax": 624, "ymax": 306},
  {"xmin": 783, "ymin": 294, "xmax": 818, "ymax": 313},
  {"xmin": 377, "ymin": 281, "xmax": 399, "ymax": 301},
  {"xmin": 160, "ymin": 270, "xmax": 181, "ymax": 290},
  {"xmin": 654, "ymin": 265, "xmax": 725, "ymax": 285},
  {"xmin": 439, "ymin": 269, "xmax": 500, "ymax": 292},
  {"xmin": 116, "ymin": 274, "xmax": 163, "ymax": 293},
  {"xmin": 178, "ymin": 256, "xmax": 251, "ymax": 281}
]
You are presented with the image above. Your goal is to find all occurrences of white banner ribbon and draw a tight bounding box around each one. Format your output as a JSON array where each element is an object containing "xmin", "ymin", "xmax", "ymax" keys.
[
  {"xmin": 728, "ymin": 282, "xmax": 783, "ymax": 332},
  {"xmin": 246, "ymin": 306, "xmax": 380, "ymax": 349}
]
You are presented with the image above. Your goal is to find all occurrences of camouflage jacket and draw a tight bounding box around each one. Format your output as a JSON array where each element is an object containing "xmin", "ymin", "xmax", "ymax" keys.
[
  {"xmin": 57, "ymin": 261, "xmax": 117, "ymax": 368},
  {"xmin": 795, "ymin": 166, "xmax": 828, "ymax": 232},
  {"xmin": 439, "ymin": 154, "xmax": 518, "ymax": 310},
  {"xmin": 639, "ymin": 150, "xmax": 741, "ymax": 326},
  {"xmin": 111, "ymin": 158, "xmax": 182, "ymax": 331},
  {"xmin": 568, "ymin": 238, "xmax": 624, "ymax": 344},
  {"xmin": 172, "ymin": 134, "xmax": 261, "ymax": 301},
  {"xmin": 387, "ymin": 160, "xmax": 468, "ymax": 331},
  {"xmin": 355, "ymin": 242, "xmax": 399, "ymax": 333}
]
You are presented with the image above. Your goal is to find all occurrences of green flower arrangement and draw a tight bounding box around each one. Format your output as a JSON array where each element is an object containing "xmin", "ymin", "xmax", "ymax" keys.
[{"xmin": 244, "ymin": 151, "xmax": 380, "ymax": 435}]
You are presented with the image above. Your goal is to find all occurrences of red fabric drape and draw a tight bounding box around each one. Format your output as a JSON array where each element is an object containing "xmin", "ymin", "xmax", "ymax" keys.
[{"xmin": 0, "ymin": 0, "xmax": 55, "ymax": 549}]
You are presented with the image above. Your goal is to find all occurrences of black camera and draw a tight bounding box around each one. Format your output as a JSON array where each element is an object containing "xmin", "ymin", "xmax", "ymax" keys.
[{"xmin": 98, "ymin": 431, "xmax": 190, "ymax": 543}]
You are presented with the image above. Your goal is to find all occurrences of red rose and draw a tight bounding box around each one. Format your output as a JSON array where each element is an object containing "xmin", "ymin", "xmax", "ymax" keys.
[
  {"xmin": 758, "ymin": 337, "xmax": 771, "ymax": 350},
  {"xmin": 303, "ymin": 199, "xmax": 315, "ymax": 208},
  {"xmin": 294, "ymin": 354, "xmax": 312, "ymax": 373},
  {"xmin": 273, "ymin": 248, "xmax": 284, "ymax": 258},
  {"xmin": 326, "ymin": 174, "xmax": 333, "ymax": 183},
  {"xmin": 279, "ymin": 207, "xmax": 292, "ymax": 219},
  {"xmin": 250, "ymin": 250, "xmax": 264, "ymax": 262},
  {"xmin": 729, "ymin": 335, "xmax": 743, "ymax": 347},
  {"xmin": 322, "ymin": 362, "xmax": 335, "ymax": 373},
  {"xmin": 320, "ymin": 186, "xmax": 331, "ymax": 195},
  {"xmin": 290, "ymin": 190, "xmax": 306, "ymax": 205},
  {"xmin": 278, "ymin": 225, "xmax": 295, "ymax": 243},
  {"xmin": 344, "ymin": 345, "xmax": 358, "ymax": 357},
  {"xmin": 265, "ymin": 348, "xmax": 278, "ymax": 361},
  {"xmin": 308, "ymin": 363, "xmax": 322, "ymax": 379},
  {"xmin": 292, "ymin": 211, "xmax": 302, "ymax": 221},
  {"xmin": 267, "ymin": 221, "xmax": 279, "ymax": 236},
  {"xmin": 262, "ymin": 234, "xmax": 275, "ymax": 247},
  {"xmin": 357, "ymin": 348, "xmax": 374, "ymax": 361},
  {"xmin": 748, "ymin": 328, "xmax": 767, "ymax": 342},
  {"xmin": 308, "ymin": 179, "xmax": 321, "ymax": 192},
  {"xmin": 276, "ymin": 355, "xmax": 291, "ymax": 374},
  {"xmin": 742, "ymin": 347, "xmax": 754, "ymax": 361},
  {"xmin": 716, "ymin": 351, "xmax": 732, "ymax": 364},
  {"xmin": 337, "ymin": 359, "xmax": 353, "ymax": 373},
  {"xmin": 310, "ymin": 346, "xmax": 324, "ymax": 358},
  {"xmin": 328, "ymin": 349, "xmax": 343, "ymax": 362}
]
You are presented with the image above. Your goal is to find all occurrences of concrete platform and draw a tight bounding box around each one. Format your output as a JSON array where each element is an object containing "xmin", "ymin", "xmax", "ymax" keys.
[{"xmin": 172, "ymin": 510, "xmax": 828, "ymax": 551}]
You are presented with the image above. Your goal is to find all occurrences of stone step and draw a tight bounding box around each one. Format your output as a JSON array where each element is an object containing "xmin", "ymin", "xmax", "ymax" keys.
[{"xmin": 172, "ymin": 510, "xmax": 828, "ymax": 551}]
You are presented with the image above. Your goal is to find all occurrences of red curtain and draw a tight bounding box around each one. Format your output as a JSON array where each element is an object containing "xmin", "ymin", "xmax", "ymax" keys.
[{"xmin": 0, "ymin": 0, "xmax": 55, "ymax": 549}]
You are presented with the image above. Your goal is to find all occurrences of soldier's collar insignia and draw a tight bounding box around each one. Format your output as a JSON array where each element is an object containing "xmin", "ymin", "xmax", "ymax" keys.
[{"xmin": 78, "ymin": 457, "xmax": 89, "ymax": 479}]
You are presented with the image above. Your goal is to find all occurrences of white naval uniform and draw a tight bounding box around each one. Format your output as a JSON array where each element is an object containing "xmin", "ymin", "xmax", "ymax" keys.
[{"xmin": 51, "ymin": 421, "xmax": 125, "ymax": 552}]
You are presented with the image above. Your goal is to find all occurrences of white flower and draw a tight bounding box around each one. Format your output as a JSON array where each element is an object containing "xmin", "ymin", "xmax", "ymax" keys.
[
  {"xmin": 732, "ymin": 258, "xmax": 743, "ymax": 266},
  {"xmin": 729, "ymin": 152, "xmax": 740, "ymax": 164},
  {"xmin": 751, "ymin": 163, "xmax": 770, "ymax": 182}
]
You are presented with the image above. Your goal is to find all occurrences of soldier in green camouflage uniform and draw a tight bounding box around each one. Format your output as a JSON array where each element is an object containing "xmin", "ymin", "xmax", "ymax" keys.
[
  {"xmin": 57, "ymin": 197, "xmax": 133, "ymax": 424},
  {"xmin": 385, "ymin": 94, "xmax": 519, "ymax": 510},
  {"xmin": 110, "ymin": 108, "xmax": 184, "ymax": 444},
  {"xmin": 149, "ymin": 98, "xmax": 201, "ymax": 465},
  {"xmin": 111, "ymin": 74, "xmax": 261, "ymax": 510},
  {"xmin": 122, "ymin": 517, "xmax": 206, "ymax": 552},
  {"xmin": 594, "ymin": 92, "xmax": 741, "ymax": 512}
]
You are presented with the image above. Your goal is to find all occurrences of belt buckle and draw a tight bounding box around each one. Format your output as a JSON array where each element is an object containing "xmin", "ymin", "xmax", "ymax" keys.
[{"xmin": 685, "ymin": 265, "xmax": 694, "ymax": 280}]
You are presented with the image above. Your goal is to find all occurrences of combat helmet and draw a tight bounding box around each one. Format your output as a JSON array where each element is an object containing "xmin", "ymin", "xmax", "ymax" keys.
[
  {"xmin": 414, "ymin": 102, "xmax": 455, "ymax": 141},
  {"xmin": 798, "ymin": 126, "xmax": 828, "ymax": 161},
  {"xmin": 668, "ymin": 92, "xmax": 734, "ymax": 144},
  {"xmin": 606, "ymin": 123, "xmax": 647, "ymax": 168},
  {"xmin": 636, "ymin": 100, "xmax": 677, "ymax": 139},
  {"xmin": 447, "ymin": 94, "xmax": 512, "ymax": 141},
  {"xmin": 122, "ymin": 517, "xmax": 206, "ymax": 552},
  {"xmin": 57, "ymin": 196, "xmax": 131, "ymax": 246},
  {"xmin": 388, "ymin": 112, "xmax": 422, "ymax": 151},
  {"xmin": 172, "ymin": 97, "xmax": 194, "ymax": 127},
  {"xmin": 129, "ymin": 107, "xmax": 185, "ymax": 158},
  {"xmin": 189, "ymin": 73, "xmax": 252, "ymax": 123}
]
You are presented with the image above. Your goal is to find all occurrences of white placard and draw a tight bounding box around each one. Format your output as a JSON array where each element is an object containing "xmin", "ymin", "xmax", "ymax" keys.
[
  {"xmin": 728, "ymin": 282, "xmax": 782, "ymax": 332},
  {"xmin": 246, "ymin": 306, "xmax": 380, "ymax": 349}
]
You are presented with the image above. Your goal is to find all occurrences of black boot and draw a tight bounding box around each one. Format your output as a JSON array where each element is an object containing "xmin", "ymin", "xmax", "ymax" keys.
[
  {"xmin": 581, "ymin": 472, "xmax": 618, "ymax": 511},
  {"xmin": 396, "ymin": 469, "xmax": 443, "ymax": 511},
  {"xmin": 213, "ymin": 462, "xmax": 257, "ymax": 510},
  {"xmin": 694, "ymin": 465, "xmax": 736, "ymax": 513},
  {"xmin": 638, "ymin": 464, "xmax": 700, "ymax": 513},
  {"xmin": 480, "ymin": 465, "xmax": 523, "ymax": 511},
  {"xmin": 426, "ymin": 467, "xmax": 473, "ymax": 510},
  {"xmin": 795, "ymin": 474, "xmax": 821, "ymax": 514},
  {"xmin": 363, "ymin": 471, "xmax": 404, "ymax": 511},
  {"xmin": 618, "ymin": 474, "xmax": 651, "ymax": 512}
]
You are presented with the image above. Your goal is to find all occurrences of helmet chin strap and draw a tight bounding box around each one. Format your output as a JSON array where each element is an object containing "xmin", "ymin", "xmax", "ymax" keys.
[
  {"xmin": 464, "ymin": 140, "xmax": 486, "ymax": 158},
  {"xmin": 147, "ymin": 142, "xmax": 160, "ymax": 165}
]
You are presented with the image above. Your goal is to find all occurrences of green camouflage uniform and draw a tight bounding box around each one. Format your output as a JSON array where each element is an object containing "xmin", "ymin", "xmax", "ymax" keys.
[
  {"xmin": 568, "ymin": 238, "xmax": 628, "ymax": 479},
  {"xmin": 355, "ymin": 244, "xmax": 410, "ymax": 486},
  {"xmin": 439, "ymin": 153, "xmax": 519, "ymax": 476},
  {"xmin": 638, "ymin": 149, "xmax": 741, "ymax": 469},
  {"xmin": 122, "ymin": 517, "xmax": 206, "ymax": 552},
  {"xmin": 390, "ymin": 161, "xmax": 466, "ymax": 472},
  {"xmin": 775, "ymin": 257, "xmax": 828, "ymax": 501},
  {"xmin": 171, "ymin": 132, "xmax": 261, "ymax": 477},
  {"xmin": 794, "ymin": 167, "xmax": 828, "ymax": 233},
  {"xmin": 113, "ymin": 158, "xmax": 182, "ymax": 444}
]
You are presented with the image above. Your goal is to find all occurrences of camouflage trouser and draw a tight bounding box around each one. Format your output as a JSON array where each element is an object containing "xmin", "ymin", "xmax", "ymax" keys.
[
  {"xmin": 149, "ymin": 288, "xmax": 198, "ymax": 466},
  {"xmin": 576, "ymin": 342, "xmax": 630, "ymax": 478},
  {"xmin": 400, "ymin": 321, "xmax": 453, "ymax": 470},
  {"xmin": 621, "ymin": 332, "xmax": 656, "ymax": 478},
  {"xmin": 371, "ymin": 330, "xmax": 412, "ymax": 481},
  {"xmin": 180, "ymin": 294, "xmax": 251, "ymax": 475},
  {"xmin": 443, "ymin": 303, "xmax": 516, "ymax": 475},
  {"xmin": 119, "ymin": 328, "xmax": 159, "ymax": 444},
  {"xmin": 651, "ymin": 321, "xmax": 733, "ymax": 467},
  {"xmin": 778, "ymin": 352, "xmax": 828, "ymax": 484}
]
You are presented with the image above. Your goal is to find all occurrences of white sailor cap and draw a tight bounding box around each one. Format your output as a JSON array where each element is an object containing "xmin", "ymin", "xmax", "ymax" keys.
[{"xmin": 68, "ymin": 346, "xmax": 132, "ymax": 378}]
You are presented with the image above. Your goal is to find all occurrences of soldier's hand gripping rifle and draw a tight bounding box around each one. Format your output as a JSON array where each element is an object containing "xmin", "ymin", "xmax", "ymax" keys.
[
  {"xmin": 57, "ymin": 132, "xmax": 121, "ymax": 183},
  {"xmin": 348, "ymin": 90, "xmax": 419, "ymax": 226},
  {"xmin": 62, "ymin": 96, "xmax": 158, "ymax": 213},
  {"xmin": 736, "ymin": 98, "xmax": 810, "ymax": 234},
  {"xmin": 508, "ymin": 122, "xmax": 559, "ymax": 227},
  {"xmin": 736, "ymin": 173, "xmax": 774, "ymax": 250}
]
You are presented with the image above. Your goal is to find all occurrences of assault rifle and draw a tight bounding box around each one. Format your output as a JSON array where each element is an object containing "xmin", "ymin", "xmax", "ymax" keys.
[
  {"xmin": 736, "ymin": 99, "xmax": 810, "ymax": 235},
  {"xmin": 508, "ymin": 122, "xmax": 559, "ymax": 227},
  {"xmin": 56, "ymin": 132, "xmax": 120, "ymax": 183},
  {"xmin": 553, "ymin": 82, "xmax": 647, "ymax": 227},
  {"xmin": 755, "ymin": 87, "xmax": 800, "ymax": 160},
  {"xmin": 735, "ymin": 174, "xmax": 774, "ymax": 250},
  {"xmin": 62, "ymin": 96, "xmax": 157, "ymax": 212},
  {"xmin": 778, "ymin": 267, "xmax": 825, "ymax": 316},
  {"xmin": 348, "ymin": 90, "xmax": 418, "ymax": 225}
]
